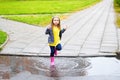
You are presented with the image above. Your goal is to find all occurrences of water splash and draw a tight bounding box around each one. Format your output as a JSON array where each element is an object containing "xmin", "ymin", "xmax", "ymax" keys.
[{"xmin": 32, "ymin": 57, "xmax": 91, "ymax": 76}]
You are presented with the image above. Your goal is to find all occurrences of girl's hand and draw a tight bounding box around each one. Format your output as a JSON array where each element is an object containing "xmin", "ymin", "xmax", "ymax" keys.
[
  {"xmin": 47, "ymin": 25, "xmax": 51, "ymax": 29},
  {"xmin": 64, "ymin": 25, "xmax": 68, "ymax": 30}
]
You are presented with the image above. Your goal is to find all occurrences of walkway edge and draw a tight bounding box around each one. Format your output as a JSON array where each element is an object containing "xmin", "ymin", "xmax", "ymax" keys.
[{"xmin": 0, "ymin": 52, "xmax": 117, "ymax": 57}]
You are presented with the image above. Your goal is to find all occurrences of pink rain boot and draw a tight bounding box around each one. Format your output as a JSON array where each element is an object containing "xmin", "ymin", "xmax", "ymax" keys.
[{"xmin": 51, "ymin": 57, "xmax": 54, "ymax": 65}]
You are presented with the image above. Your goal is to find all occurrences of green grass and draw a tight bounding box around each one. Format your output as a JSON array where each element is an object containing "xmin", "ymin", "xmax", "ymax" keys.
[
  {"xmin": 3, "ymin": 14, "xmax": 68, "ymax": 26},
  {"xmin": 0, "ymin": 30, "xmax": 7, "ymax": 47},
  {"xmin": 0, "ymin": 0, "xmax": 101, "ymax": 27},
  {"xmin": 114, "ymin": 0, "xmax": 120, "ymax": 28},
  {"xmin": 0, "ymin": 0, "xmax": 101, "ymax": 15},
  {"xmin": 3, "ymin": 14, "xmax": 53, "ymax": 26}
]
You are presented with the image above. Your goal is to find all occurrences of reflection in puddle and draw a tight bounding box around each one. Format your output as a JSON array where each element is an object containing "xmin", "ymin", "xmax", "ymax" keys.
[
  {"xmin": 49, "ymin": 65, "xmax": 59, "ymax": 77},
  {"xmin": 87, "ymin": 57, "xmax": 120, "ymax": 76},
  {"xmin": 0, "ymin": 56, "xmax": 120, "ymax": 80},
  {"xmin": 0, "ymin": 56, "xmax": 10, "ymax": 79},
  {"xmin": 0, "ymin": 56, "xmax": 39, "ymax": 79}
]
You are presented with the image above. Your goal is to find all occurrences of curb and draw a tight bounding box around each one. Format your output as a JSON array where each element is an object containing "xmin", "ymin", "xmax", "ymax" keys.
[
  {"xmin": 0, "ymin": 33, "xmax": 9, "ymax": 50},
  {"xmin": 0, "ymin": 52, "xmax": 117, "ymax": 58}
]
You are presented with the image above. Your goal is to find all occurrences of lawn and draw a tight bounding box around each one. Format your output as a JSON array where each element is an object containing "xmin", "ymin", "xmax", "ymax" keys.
[
  {"xmin": 0, "ymin": 30, "xmax": 7, "ymax": 47},
  {"xmin": 0, "ymin": 0, "xmax": 101, "ymax": 27},
  {"xmin": 114, "ymin": 0, "xmax": 120, "ymax": 28}
]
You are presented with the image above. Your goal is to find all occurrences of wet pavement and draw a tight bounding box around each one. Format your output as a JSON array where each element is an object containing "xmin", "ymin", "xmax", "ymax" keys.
[{"xmin": 0, "ymin": 56, "xmax": 120, "ymax": 80}]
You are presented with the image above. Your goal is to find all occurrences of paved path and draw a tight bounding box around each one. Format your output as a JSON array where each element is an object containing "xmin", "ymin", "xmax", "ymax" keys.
[{"xmin": 0, "ymin": 0, "xmax": 120, "ymax": 57}]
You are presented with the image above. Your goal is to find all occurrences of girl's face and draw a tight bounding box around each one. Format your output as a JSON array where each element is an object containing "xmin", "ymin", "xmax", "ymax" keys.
[{"xmin": 53, "ymin": 17, "xmax": 60, "ymax": 26}]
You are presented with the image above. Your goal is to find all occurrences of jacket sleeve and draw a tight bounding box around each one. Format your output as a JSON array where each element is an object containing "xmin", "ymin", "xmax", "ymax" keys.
[
  {"xmin": 45, "ymin": 28, "xmax": 50, "ymax": 35},
  {"xmin": 61, "ymin": 28, "xmax": 66, "ymax": 33},
  {"xmin": 59, "ymin": 28, "xmax": 66, "ymax": 39}
]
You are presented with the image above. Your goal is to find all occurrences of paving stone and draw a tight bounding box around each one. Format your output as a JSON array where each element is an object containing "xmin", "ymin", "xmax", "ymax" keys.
[
  {"xmin": 27, "ymin": 43, "xmax": 46, "ymax": 48},
  {"xmin": 101, "ymin": 43, "xmax": 118, "ymax": 47},
  {"xmin": 84, "ymin": 41, "xmax": 100, "ymax": 45},
  {"xmin": 63, "ymin": 45, "xmax": 81, "ymax": 51},
  {"xmin": 59, "ymin": 49, "xmax": 79, "ymax": 56},
  {"xmin": 82, "ymin": 44, "xmax": 100, "ymax": 49},
  {"xmin": 87, "ymin": 38, "xmax": 102, "ymax": 41},
  {"xmin": 1, "ymin": 47, "xmax": 22, "ymax": 53},
  {"xmin": 100, "ymin": 46, "xmax": 118, "ymax": 53},
  {"xmin": 22, "ymin": 47, "xmax": 41, "ymax": 53},
  {"xmin": 66, "ymin": 40, "xmax": 84, "ymax": 46},
  {"xmin": 16, "ymin": 40, "xmax": 33, "ymax": 44},
  {"xmin": 80, "ymin": 48, "xmax": 99, "ymax": 54},
  {"xmin": 6, "ymin": 42, "xmax": 27, "ymax": 48},
  {"xmin": 40, "ymin": 46, "xmax": 50, "ymax": 53},
  {"xmin": 103, "ymin": 37, "xmax": 117, "ymax": 41},
  {"xmin": 102, "ymin": 40, "xmax": 118, "ymax": 44}
]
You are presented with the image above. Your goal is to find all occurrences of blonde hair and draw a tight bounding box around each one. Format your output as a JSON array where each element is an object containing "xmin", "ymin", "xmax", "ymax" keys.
[{"xmin": 51, "ymin": 16, "xmax": 61, "ymax": 30}]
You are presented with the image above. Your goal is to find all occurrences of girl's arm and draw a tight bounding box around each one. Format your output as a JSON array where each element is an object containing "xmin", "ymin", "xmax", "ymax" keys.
[
  {"xmin": 60, "ymin": 29, "xmax": 66, "ymax": 33},
  {"xmin": 45, "ymin": 28, "xmax": 50, "ymax": 34},
  {"xmin": 45, "ymin": 26, "xmax": 51, "ymax": 35},
  {"xmin": 59, "ymin": 29, "xmax": 65, "ymax": 39},
  {"xmin": 61, "ymin": 25, "xmax": 67, "ymax": 33},
  {"xmin": 59, "ymin": 26, "xmax": 67, "ymax": 39}
]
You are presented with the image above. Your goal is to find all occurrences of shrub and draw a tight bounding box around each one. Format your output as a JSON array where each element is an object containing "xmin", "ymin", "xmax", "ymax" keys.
[{"xmin": 116, "ymin": 0, "xmax": 120, "ymax": 6}]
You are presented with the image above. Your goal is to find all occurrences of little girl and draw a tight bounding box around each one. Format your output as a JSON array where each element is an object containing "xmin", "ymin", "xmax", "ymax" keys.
[{"xmin": 45, "ymin": 16, "xmax": 67, "ymax": 65}]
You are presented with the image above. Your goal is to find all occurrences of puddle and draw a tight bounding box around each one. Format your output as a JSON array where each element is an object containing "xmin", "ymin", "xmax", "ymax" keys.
[{"xmin": 0, "ymin": 56, "xmax": 120, "ymax": 80}]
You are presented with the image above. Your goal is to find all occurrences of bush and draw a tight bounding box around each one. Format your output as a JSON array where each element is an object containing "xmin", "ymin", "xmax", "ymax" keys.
[
  {"xmin": 116, "ymin": 0, "xmax": 120, "ymax": 6},
  {"xmin": 114, "ymin": 0, "xmax": 120, "ymax": 28}
]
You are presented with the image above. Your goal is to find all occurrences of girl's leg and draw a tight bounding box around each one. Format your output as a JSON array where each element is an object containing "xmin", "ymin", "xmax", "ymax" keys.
[
  {"xmin": 54, "ymin": 48, "xmax": 57, "ymax": 56},
  {"xmin": 55, "ymin": 44, "xmax": 62, "ymax": 56},
  {"xmin": 50, "ymin": 46, "xmax": 55, "ymax": 65},
  {"xmin": 50, "ymin": 46, "xmax": 55, "ymax": 57},
  {"xmin": 56, "ymin": 44, "xmax": 62, "ymax": 51}
]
